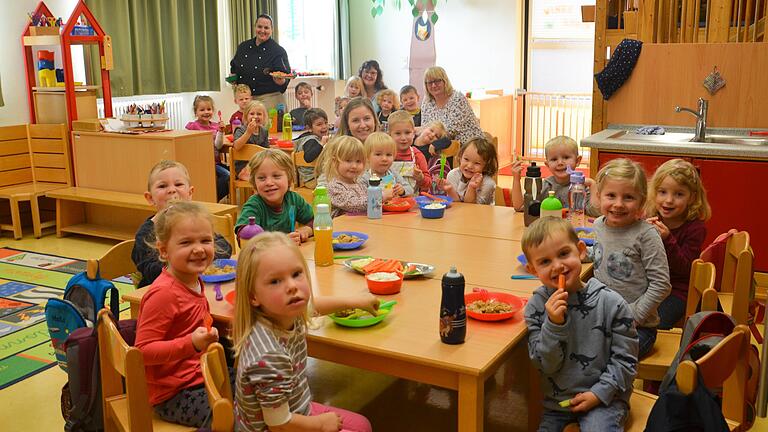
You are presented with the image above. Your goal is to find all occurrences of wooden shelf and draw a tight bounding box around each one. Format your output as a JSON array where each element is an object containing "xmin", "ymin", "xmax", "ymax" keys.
[
  {"xmin": 59, "ymin": 222, "xmax": 134, "ymax": 241},
  {"xmin": 23, "ymin": 35, "xmax": 61, "ymax": 46}
]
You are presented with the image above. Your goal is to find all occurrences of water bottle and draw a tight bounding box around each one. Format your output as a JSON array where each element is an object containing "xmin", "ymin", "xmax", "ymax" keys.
[
  {"xmin": 313, "ymin": 204, "xmax": 334, "ymax": 266},
  {"xmin": 313, "ymin": 185, "xmax": 332, "ymax": 215},
  {"xmin": 276, "ymin": 104, "xmax": 285, "ymax": 132},
  {"xmin": 523, "ymin": 162, "xmax": 543, "ymax": 227},
  {"xmin": 367, "ymin": 176, "xmax": 382, "ymax": 219},
  {"xmin": 282, "ymin": 113, "xmax": 292, "ymax": 141},
  {"xmin": 569, "ymin": 172, "xmax": 587, "ymax": 228},
  {"xmin": 268, "ymin": 108, "xmax": 278, "ymax": 134},
  {"xmin": 237, "ymin": 216, "xmax": 264, "ymax": 247},
  {"xmin": 440, "ymin": 266, "xmax": 466, "ymax": 344},
  {"xmin": 540, "ymin": 191, "xmax": 563, "ymax": 219},
  {"xmin": 232, "ymin": 118, "xmax": 242, "ymax": 130}
]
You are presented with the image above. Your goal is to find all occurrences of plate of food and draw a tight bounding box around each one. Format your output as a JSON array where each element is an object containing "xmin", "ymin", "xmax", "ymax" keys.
[
  {"xmin": 383, "ymin": 197, "xmax": 415, "ymax": 212},
  {"xmin": 329, "ymin": 300, "xmax": 396, "ymax": 328},
  {"xmin": 201, "ymin": 259, "xmax": 237, "ymax": 283},
  {"xmin": 332, "ymin": 231, "xmax": 368, "ymax": 250},
  {"xmin": 414, "ymin": 194, "xmax": 453, "ymax": 208},
  {"xmin": 269, "ymin": 71, "xmax": 296, "ymax": 79},
  {"xmin": 574, "ymin": 226, "xmax": 595, "ymax": 246},
  {"xmin": 344, "ymin": 258, "xmax": 434, "ymax": 279},
  {"xmin": 465, "ymin": 289, "xmax": 525, "ymax": 321}
]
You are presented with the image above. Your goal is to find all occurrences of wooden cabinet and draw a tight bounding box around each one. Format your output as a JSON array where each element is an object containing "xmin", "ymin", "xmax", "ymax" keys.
[
  {"xmin": 468, "ymin": 94, "xmax": 514, "ymax": 166},
  {"xmin": 596, "ymin": 151, "xmax": 768, "ymax": 270}
]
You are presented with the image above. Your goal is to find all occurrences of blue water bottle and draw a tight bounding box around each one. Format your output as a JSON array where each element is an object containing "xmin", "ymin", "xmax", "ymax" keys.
[
  {"xmin": 367, "ymin": 175, "xmax": 382, "ymax": 219},
  {"xmin": 440, "ymin": 266, "xmax": 466, "ymax": 344}
]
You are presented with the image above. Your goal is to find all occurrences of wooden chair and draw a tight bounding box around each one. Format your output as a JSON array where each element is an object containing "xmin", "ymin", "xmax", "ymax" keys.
[
  {"xmin": 211, "ymin": 213, "xmax": 237, "ymax": 254},
  {"xmin": 565, "ymin": 325, "xmax": 750, "ymax": 432},
  {"xmin": 228, "ymin": 144, "xmax": 264, "ymax": 207},
  {"xmin": 86, "ymin": 239, "xmax": 137, "ymax": 281},
  {"xmin": 0, "ymin": 124, "xmax": 72, "ymax": 239},
  {"xmin": 97, "ymin": 309, "xmax": 196, "ymax": 432},
  {"xmin": 441, "ymin": 140, "xmax": 461, "ymax": 158},
  {"xmin": 638, "ymin": 259, "xmax": 717, "ymax": 381},
  {"xmin": 709, "ymin": 231, "xmax": 753, "ymax": 326},
  {"xmin": 293, "ymin": 150, "xmax": 316, "ymax": 188},
  {"xmin": 201, "ymin": 343, "xmax": 234, "ymax": 432},
  {"xmin": 494, "ymin": 186, "xmax": 515, "ymax": 208}
]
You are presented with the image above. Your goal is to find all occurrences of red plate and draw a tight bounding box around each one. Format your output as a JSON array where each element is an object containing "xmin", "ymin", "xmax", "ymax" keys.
[
  {"xmin": 382, "ymin": 197, "xmax": 415, "ymax": 212},
  {"xmin": 225, "ymin": 290, "xmax": 236, "ymax": 306},
  {"xmin": 465, "ymin": 289, "xmax": 524, "ymax": 321}
]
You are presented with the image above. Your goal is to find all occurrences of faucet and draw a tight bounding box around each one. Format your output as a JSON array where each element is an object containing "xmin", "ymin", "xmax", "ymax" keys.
[{"xmin": 674, "ymin": 98, "xmax": 708, "ymax": 142}]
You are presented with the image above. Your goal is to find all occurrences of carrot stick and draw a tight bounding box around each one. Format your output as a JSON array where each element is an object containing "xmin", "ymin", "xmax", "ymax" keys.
[
  {"xmin": 558, "ymin": 274, "xmax": 566, "ymax": 290},
  {"xmin": 203, "ymin": 314, "xmax": 213, "ymax": 332}
]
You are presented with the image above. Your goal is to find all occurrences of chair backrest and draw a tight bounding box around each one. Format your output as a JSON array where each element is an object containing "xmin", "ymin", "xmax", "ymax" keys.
[
  {"xmin": 0, "ymin": 124, "xmax": 32, "ymax": 188},
  {"xmin": 675, "ymin": 324, "xmax": 750, "ymax": 425},
  {"xmin": 28, "ymin": 123, "xmax": 72, "ymax": 186},
  {"xmin": 201, "ymin": 343, "xmax": 234, "ymax": 432},
  {"xmin": 97, "ymin": 309, "xmax": 154, "ymax": 431},
  {"xmin": 722, "ymin": 232, "xmax": 753, "ymax": 324},
  {"xmin": 441, "ymin": 140, "xmax": 460, "ymax": 158},
  {"xmin": 229, "ymin": 144, "xmax": 264, "ymax": 177},
  {"xmin": 494, "ymin": 186, "xmax": 514, "ymax": 208},
  {"xmin": 684, "ymin": 259, "xmax": 718, "ymax": 317},
  {"xmin": 293, "ymin": 151, "xmax": 315, "ymax": 187},
  {"xmin": 87, "ymin": 239, "xmax": 137, "ymax": 281},
  {"xmin": 211, "ymin": 213, "xmax": 237, "ymax": 254}
]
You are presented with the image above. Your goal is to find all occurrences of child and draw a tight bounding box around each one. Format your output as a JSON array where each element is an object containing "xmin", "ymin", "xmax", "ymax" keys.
[
  {"xmin": 361, "ymin": 132, "xmax": 413, "ymax": 198},
  {"xmin": 345, "ymin": 76, "xmax": 364, "ymax": 99},
  {"xmin": 185, "ymin": 95, "xmax": 229, "ymax": 201},
  {"xmin": 134, "ymin": 202, "xmax": 226, "ymax": 427},
  {"xmin": 375, "ymin": 89, "xmax": 399, "ymax": 127},
  {"xmin": 132, "ymin": 161, "xmax": 232, "ymax": 288},
  {"xmin": 293, "ymin": 108, "xmax": 329, "ymax": 186},
  {"xmin": 439, "ymin": 137, "xmax": 498, "ymax": 205},
  {"xmin": 339, "ymin": 97, "xmax": 379, "ymax": 144},
  {"xmin": 523, "ymin": 217, "xmax": 638, "ymax": 431},
  {"xmin": 593, "ymin": 158, "xmax": 671, "ymax": 358},
  {"xmin": 414, "ymin": 120, "xmax": 451, "ymax": 162},
  {"xmin": 233, "ymin": 100, "xmax": 270, "ymax": 178},
  {"xmin": 236, "ymin": 149, "xmax": 314, "ymax": 245},
  {"xmin": 325, "ymin": 136, "xmax": 368, "ymax": 217},
  {"xmin": 232, "ymin": 232, "xmax": 376, "ymax": 432},
  {"xmin": 399, "ymin": 85, "xmax": 421, "ymax": 127},
  {"xmin": 229, "ymin": 84, "xmax": 253, "ymax": 126},
  {"xmin": 387, "ymin": 111, "xmax": 431, "ymax": 193},
  {"xmin": 645, "ymin": 159, "xmax": 711, "ymax": 329},
  {"xmin": 333, "ymin": 96, "xmax": 350, "ymax": 130},
  {"xmin": 290, "ymin": 82, "xmax": 313, "ymax": 126}
]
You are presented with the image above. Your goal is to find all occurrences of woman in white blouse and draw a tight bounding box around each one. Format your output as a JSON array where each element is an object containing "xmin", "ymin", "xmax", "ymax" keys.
[{"xmin": 421, "ymin": 66, "xmax": 483, "ymax": 145}]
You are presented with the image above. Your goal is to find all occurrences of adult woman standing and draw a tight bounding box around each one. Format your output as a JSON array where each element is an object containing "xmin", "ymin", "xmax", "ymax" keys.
[
  {"xmin": 421, "ymin": 66, "xmax": 483, "ymax": 145},
  {"xmin": 230, "ymin": 14, "xmax": 291, "ymax": 111},
  {"xmin": 358, "ymin": 60, "xmax": 387, "ymax": 101}
]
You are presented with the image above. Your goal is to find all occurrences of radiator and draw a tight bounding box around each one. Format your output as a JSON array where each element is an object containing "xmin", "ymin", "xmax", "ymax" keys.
[
  {"xmin": 523, "ymin": 92, "xmax": 592, "ymax": 161},
  {"xmin": 97, "ymin": 96, "xmax": 185, "ymax": 130}
]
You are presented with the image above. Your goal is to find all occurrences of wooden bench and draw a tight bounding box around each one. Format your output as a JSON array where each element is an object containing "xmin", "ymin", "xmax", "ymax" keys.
[
  {"xmin": 46, "ymin": 187, "xmax": 237, "ymax": 241},
  {"xmin": 0, "ymin": 124, "xmax": 72, "ymax": 239}
]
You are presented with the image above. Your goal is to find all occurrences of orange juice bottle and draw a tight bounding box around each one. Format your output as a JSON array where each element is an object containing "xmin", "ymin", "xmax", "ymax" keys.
[{"xmin": 313, "ymin": 204, "xmax": 334, "ymax": 266}]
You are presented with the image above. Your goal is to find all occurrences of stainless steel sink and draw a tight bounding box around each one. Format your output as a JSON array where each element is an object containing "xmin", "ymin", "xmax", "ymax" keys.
[
  {"xmin": 607, "ymin": 130, "xmax": 768, "ymax": 146},
  {"xmin": 703, "ymin": 135, "xmax": 768, "ymax": 146}
]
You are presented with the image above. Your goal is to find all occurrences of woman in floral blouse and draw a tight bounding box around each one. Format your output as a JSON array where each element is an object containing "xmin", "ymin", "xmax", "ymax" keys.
[{"xmin": 420, "ymin": 66, "xmax": 483, "ymax": 145}]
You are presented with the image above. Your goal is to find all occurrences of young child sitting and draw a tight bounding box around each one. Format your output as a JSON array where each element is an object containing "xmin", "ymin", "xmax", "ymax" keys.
[
  {"xmin": 233, "ymin": 100, "xmax": 270, "ymax": 179},
  {"xmin": 361, "ymin": 132, "xmax": 413, "ymax": 198},
  {"xmin": 333, "ymin": 96, "xmax": 350, "ymax": 131},
  {"xmin": 325, "ymin": 136, "xmax": 368, "ymax": 217},
  {"xmin": 645, "ymin": 159, "xmax": 711, "ymax": 329},
  {"xmin": 185, "ymin": 95, "xmax": 229, "ymax": 201},
  {"xmin": 290, "ymin": 81, "xmax": 313, "ymax": 126},
  {"xmin": 229, "ymin": 84, "xmax": 252, "ymax": 127},
  {"xmin": 132, "ymin": 161, "xmax": 232, "ymax": 288},
  {"xmin": 232, "ymin": 232, "xmax": 376, "ymax": 432},
  {"xmin": 523, "ymin": 217, "xmax": 638, "ymax": 431},
  {"xmin": 414, "ymin": 120, "xmax": 452, "ymax": 162},
  {"xmin": 387, "ymin": 110, "xmax": 431, "ymax": 193},
  {"xmin": 236, "ymin": 149, "xmax": 314, "ymax": 245},
  {"xmin": 439, "ymin": 137, "xmax": 498, "ymax": 205},
  {"xmin": 135, "ymin": 202, "xmax": 229, "ymax": 427},
  {"xmin": 593, "ymin": 158, "xmax": 671, "ymax": 358},
  {"xmin": 293, "ymin": 108, "xmax": 330, "ymax": 186},
  {"xmin": 375, "ymin": 89, "xmax": 399, "ymax": 128},
  {"xmin": 345, "ymin": 76, "xmax": 364, "ymax": 99},
  {"xmin": 399, "ymin": 85, "xmax": 421, "ymax": 127}
]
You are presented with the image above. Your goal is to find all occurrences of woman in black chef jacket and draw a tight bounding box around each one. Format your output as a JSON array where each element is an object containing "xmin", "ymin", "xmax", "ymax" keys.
[{"xmin": 230, "ymin": 14, "xmax": 291, "ymax": 112}]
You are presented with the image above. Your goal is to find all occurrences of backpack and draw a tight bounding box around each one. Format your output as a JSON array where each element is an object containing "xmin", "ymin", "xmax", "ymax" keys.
[
  {"xmin": 427, "ymin": 155, "xmax": 451, "ymax": 180},
  {"xmin": 45, "ymin": 268, "xmax": 120, "ymax": 371}
]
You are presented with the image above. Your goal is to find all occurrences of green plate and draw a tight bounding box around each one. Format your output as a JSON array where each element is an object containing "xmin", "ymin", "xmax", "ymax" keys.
[{"xmin": 329, "ymin": 301, "xmax": 396, "ymax": 328}]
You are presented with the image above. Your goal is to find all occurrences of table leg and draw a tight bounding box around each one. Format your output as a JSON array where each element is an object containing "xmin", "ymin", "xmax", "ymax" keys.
[{"xmin": 458, "ymin": 373, "xmax": 484, "ymax": 432}]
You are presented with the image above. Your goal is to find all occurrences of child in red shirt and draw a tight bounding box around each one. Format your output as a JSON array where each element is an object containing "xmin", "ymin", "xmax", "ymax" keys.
[{"xmin": 388, "ymin": 110, "xmax": 431, "ymax": 192}]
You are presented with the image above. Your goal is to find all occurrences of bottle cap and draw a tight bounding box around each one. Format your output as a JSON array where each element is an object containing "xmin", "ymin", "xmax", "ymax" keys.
[
  {"xmin": 369, "ymin": 175, "xmax": 381, "ymax": 187},
  {"xmin": 314, "ymin": 185, "xmax": 328, "ymax": 196},
  {"xmin": 248, "ymin": 216, "xmax": 256, "ymax": 224},
  {"xmin": 525, "ymin": 162, "xmax": 541, "ymax": 178},
  {"xmin": 277, "ymin": 103, "xmax": 285, "ymax": 110},
  {"xmin": 570, "ymin": 171, "xmax": 585, "ymax": 184},
  {"xmin": 541, "ymin": 191, "xmax": 563, "ymax": 211}
]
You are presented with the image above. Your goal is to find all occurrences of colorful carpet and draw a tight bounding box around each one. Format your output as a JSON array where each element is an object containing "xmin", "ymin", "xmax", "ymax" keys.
[{"xmin": 0, "ymin": 248, "xmax": 133, "ymax": 389}]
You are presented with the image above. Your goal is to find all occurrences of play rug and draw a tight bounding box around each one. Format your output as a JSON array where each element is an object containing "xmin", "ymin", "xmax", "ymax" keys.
[{"xmin": 0, "ymin": 248, "xmax": 133, "ymax": 389}]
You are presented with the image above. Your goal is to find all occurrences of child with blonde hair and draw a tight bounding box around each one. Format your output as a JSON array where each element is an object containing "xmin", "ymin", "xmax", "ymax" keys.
[
  {"xmin": 361, "ymin": 132, "xmax": 413, "ymax": 199},
  {"xmin": 345, "ymin": 76, "xmax": 364, "ymax": 99},
  {"xmin": 233, "ymin": 100, "xmax": 270, "ymax": 179},
  {"xmin": 375, "ymin": 88, "xmax": 400, "ymax": 126},
  {"xmin": 333, "ymin": 96, "xmax": 350, "ymax": 130},
  {"xmin": 593, "ymin": 158, "xmax": 671, "ymax": 358},
  {"xmin": 132, "ymin": 161, "xmax": 232, "ymax": 288},
  {"xmin": 135, "ymin": 202, "xmax": 230, "ymax": 427},
  {"xmin": 324, "ymin": 136, "xmax": 368, "ymax": 217},
  {"xmin": 388, "ymin": 110, "xmax": 431, "ymax": 192},
  {"xmin": 236, "ymin": 149, "xmax": 314, "ymax": 245},
  {"xmin": 185, "ymin": 95, "xmax": 229, "ymax": 201},
  {"xmin": 439, "ymin": 137, "xmax": 498, "ymax": 204},
  {"xmin": 229, "ymin": 84, "xmax": 253, "ymax": 126},
  {"xmin": 414, "ymin": 119, "xmax": 452, "ymax": 162},
  {"xmin": 645, "ymin": 159, "xmax": 711, "ymax": 329},
  {"xmin": 232, "ymin": 232, "xmax": 376, "ymax": 432}
]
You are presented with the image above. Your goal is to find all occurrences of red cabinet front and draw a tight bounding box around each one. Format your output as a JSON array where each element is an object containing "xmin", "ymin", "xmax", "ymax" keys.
[{"xmin": 597, "ymin": 152, "xmax": 690, "ymax": 178}]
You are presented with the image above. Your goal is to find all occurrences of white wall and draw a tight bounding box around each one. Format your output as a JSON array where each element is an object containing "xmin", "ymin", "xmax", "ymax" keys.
[
  {"xmin": 529, "ymin": 42, "xmax": 595, "ymax": 93},
  {"xmin": 348, "ymin": 0, "xmax": 520, "ymax": 95}
]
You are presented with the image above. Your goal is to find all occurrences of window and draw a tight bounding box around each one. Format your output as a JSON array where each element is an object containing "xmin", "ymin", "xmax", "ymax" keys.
[
  {"xmin": 277, "ymin": 0, "xmax": 336, "ymax": 75},
  {"xmin": 531, "ymin": 0, "xmax": 594, "ymax": 41}
]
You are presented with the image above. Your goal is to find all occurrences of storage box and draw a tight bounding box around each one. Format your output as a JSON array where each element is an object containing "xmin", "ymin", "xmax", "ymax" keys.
[
  {"xmin": 581, "ymin": 6, "xmax": 595, "ymax": 23},
  {"xmin": 71, "ymin": 119, "xmax": 104, "ymax": 132},
  {"xmin": 29, "ymin": 26, "xmax": 61, "ymax": 36},
  {"xmin": 34, "ymin": 90, "xmax": 98, "ymax": 124}
]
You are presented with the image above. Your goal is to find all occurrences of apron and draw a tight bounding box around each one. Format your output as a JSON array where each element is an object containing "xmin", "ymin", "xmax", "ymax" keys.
[{"xmin": 391, "ymin": 147, "xmax": 417, "ymax": 191}]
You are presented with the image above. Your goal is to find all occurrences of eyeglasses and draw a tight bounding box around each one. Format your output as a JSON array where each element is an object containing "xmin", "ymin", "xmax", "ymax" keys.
[{"xmin": 426, "ymin": 79, "xmax": 444, "ymax": 86}]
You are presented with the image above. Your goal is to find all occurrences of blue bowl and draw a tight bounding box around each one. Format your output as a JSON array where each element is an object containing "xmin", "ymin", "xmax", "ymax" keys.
[
  {"xmin": 419, "ymin": 203, "xmax": 446, "ymax": 219},
  {"xmin": 414, "ymin": 195, "xmax": 453, "ymax": 208},
  {"xmin": 201, "ymin": 259, "xmax": 237, "ymax": 283},
  {"xmin": 332, "ymin": 231, "xmax": 368, "ymax": 250},
  {"xmin": 574, "ymin": 227, "xmax": 595, "ymax": 246}
]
